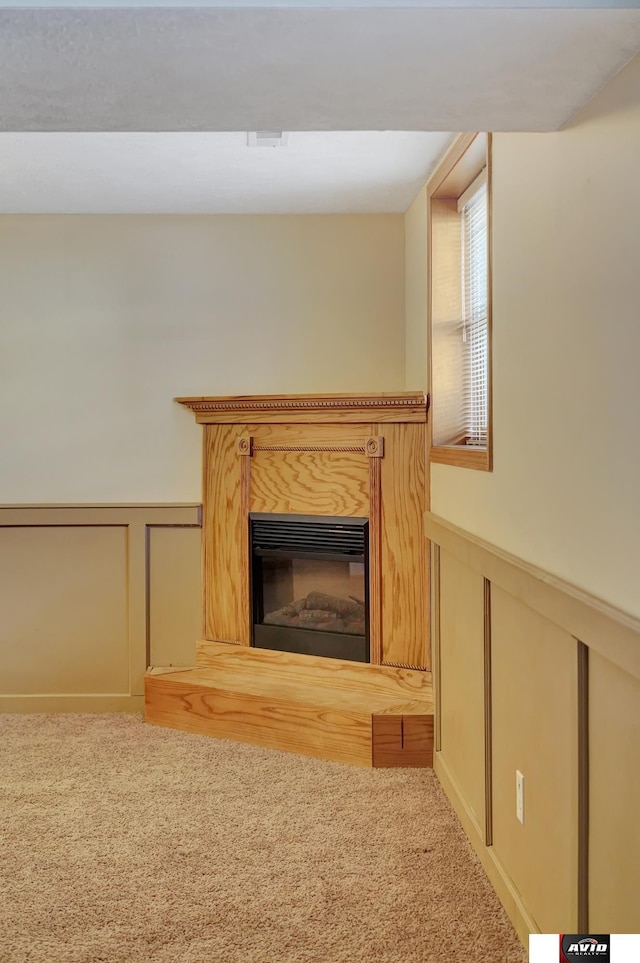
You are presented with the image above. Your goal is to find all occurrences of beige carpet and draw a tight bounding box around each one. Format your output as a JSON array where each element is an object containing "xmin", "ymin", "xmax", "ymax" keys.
[{"xmin": 0, "ymin": 714, "xmax": 527, "ymax": 963}]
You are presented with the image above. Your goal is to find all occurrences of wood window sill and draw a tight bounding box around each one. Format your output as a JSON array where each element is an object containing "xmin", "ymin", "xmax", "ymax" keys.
[{"xmin": 429, "ymin": 444, "xmax": 492, "ymax": 471}]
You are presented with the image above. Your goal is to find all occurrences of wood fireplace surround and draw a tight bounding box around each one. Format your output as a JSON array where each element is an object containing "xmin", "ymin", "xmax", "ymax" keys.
[
  {"xmin": 182, "ymin": 391, "xmax": 429, "ymax": 669},
  {"xmin": 145, "ymin": 392, "xmax": 433, "ymax": 767}
]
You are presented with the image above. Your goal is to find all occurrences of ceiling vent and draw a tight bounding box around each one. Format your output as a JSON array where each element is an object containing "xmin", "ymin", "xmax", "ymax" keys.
[{"xmin": 247, "ymin": 131, "xmax": 289, "ymax": 148}]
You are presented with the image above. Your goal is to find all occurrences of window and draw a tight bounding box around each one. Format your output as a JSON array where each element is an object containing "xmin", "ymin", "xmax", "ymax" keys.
[{"xmin": 428, "ymin": 133, "xmax": 492, "ymax": 471}]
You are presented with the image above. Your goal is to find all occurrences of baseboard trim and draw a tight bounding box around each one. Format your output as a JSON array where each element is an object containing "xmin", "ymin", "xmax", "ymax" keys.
[
  {"xmin": 434, "ymin": 751, "xmax": 539, "ymax": 946},
  {"xmin": 0, "ymin": 695, "xmax": 144, "ymax": 713}
]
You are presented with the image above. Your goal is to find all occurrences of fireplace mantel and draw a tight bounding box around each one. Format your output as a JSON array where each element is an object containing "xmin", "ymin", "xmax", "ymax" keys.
[{"xmin": 176, "ymin": 391, "xmax": 428, "ymax": 424}]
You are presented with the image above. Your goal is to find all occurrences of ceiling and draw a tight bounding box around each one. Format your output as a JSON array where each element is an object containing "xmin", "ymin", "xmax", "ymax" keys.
[
  {"xmin": 1, "ymin": 2, "xmax": 639, "ymax": 213},
  {"xmin": 0, "ymin": 131, "xmax": 455, "ymax": 214}
]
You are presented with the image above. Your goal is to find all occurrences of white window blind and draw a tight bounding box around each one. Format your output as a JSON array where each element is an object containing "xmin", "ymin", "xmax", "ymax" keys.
[{"xmin": 460, "ymin": 176, "xmax": 488, "ymax": 447}]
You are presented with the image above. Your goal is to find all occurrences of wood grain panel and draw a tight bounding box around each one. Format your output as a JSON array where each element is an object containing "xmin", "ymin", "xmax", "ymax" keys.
[
  {"xmin": 250, "ymin": 449, "xmax": 369, "ymax": 516},
  {"xmin": 438, "ymin": 549, "xmax": 486, "ymax": 837},
  {"xmin": 146, "ymin": 675, "xmax": 372, "ymax": 766},
  {"xmin": 146, "ymin": 642, "xmax": 433, "ymax": 768},
  {"xmin": 372, "ymin": 714, "xmax": 434, "ymax": 767},
  {"xmin": 589, "ymin": 651, "xmax": 640, "ymax": 932},
  {"xmin": 203, "ymin": 424, "xmax": 248, "ymax": 644},
  {"xmin": 380, "ymin": 422, "xmax": 428, "ymax": 668},
  {"xmin": 491, "ymin": 586, "xmax": 578, "ymax": 933},
  {"xmin": 250, "ymin": 424, "xmax": 372, "ymax": 449},
  {"xmin": 195, "ymin": 641, "xmax": 433, "ymax": 707}
]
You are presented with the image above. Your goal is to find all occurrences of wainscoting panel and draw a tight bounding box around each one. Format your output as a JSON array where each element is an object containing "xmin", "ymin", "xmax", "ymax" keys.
[
  {"xmin": 438, "ymin": 548, "xmax": 486, "ymax": 838},
  {"xmin": 148, "ymin": 526, "xmax": 202, "ymax": 668},
  {"xmin": 589, "ymin": 651, "xmax": 640, "ymax": 932},
  {"xmin": 0, "ymin": 505, "xmax": 201, "ymax": 712},
  {"xmin": 426, "ymin": 511, "xmax": 640, "ymax": 944},
  {"xmin": 491, "ymin": 586, "xmax": 578, "ymax": 933},
  {"xmin": 0, "ymin": 525, "xmax": 129, "ymax": 696}
]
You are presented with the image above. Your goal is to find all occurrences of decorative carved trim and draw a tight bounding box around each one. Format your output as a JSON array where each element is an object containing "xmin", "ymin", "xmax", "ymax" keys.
[
  {"xmin": 234, "ymin": 437, "xmax": 386, "ymax": 458},
  {"xmin": 253, "ymin": 444, "xmax": 366, "ymax": 453},
  {"xmin": 381, "ymin": 660, "xmax": 429, "ymax": 672},
  {"xmin": 235, "ymin": 438, "xmax": 385, "ymax": 457},
  {"xmin": 177, "ymin": 392, "xmax": 426, "ymax": 416},
  {"xmin": 365, "ymin": 436, "xmax": 384, "ymax": 458},
  {"xmin": 236, "ymin": 436, "xmax": 253, "ymax": 456}
]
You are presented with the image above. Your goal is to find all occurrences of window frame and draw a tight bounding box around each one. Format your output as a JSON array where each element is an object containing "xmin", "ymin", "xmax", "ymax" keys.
[{"xmin": 427, "ymin": 132, "xmax": 493, "ymax": 472}]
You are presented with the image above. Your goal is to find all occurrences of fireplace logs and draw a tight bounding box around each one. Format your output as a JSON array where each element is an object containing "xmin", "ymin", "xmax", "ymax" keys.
[{"xmin": 264, "ymin": 591, "xmax": 365, "ymax": 637}]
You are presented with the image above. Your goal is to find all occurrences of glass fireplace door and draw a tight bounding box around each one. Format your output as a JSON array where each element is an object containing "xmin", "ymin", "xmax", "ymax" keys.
[{"xmin": 250, "ymin": 514, "xmax": 369, "ymax": 662}]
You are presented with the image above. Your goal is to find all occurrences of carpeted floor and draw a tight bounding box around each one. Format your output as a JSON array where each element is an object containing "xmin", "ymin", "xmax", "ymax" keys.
[{"xmin": 0, "ymin": 714, "xmax": 527, "ymax": 963}]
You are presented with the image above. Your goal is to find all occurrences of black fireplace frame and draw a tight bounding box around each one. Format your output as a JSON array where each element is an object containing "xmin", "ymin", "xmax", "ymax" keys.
[{"xmin": 249, "ymin": 512, "xmax": 370, "ymax": 663}]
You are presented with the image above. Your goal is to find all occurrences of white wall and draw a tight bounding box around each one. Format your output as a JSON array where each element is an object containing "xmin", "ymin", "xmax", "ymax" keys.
[
  {"xmin": 0, "ymin": 214, "xmax": 405, "ymax": 503},
  {"xmin": 424, "ymin": 54, "xmax": 640, "ymax": 618}
]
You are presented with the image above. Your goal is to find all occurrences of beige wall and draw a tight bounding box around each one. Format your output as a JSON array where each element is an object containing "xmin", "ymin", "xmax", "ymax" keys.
[
  {"xmin": 425, "ymin": 54, "xmax": 640, "ymax": 619},
  {"xmin": 413, "ymin": 53, "xmax": 640, "ymax": 943},
  {"xmin": 404, "ymin": 187, "xmax": 428, "ymax": 392},
  {"xmin": 0, "ymin": 214, "xmax": 405, "ymax": 504},
  {"xmin": 0, "ymin": 505, "xmax": 201, "ymax": 711}
]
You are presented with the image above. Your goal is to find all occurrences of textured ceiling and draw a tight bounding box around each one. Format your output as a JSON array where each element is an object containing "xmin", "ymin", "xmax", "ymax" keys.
[
  {"xmin": 1, "ymin": 1, "xmax": 638, "ymax": 7},
  {"xmin": 1, "ymin": 8, "xmax": 639, "ymax": 132},
  {"xmin": 1, "ymin": 4, "xmax": 639, "ymax": 212}
]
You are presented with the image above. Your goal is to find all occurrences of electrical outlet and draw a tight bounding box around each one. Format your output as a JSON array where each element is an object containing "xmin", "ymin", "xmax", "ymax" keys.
[{"xmin": 516, "ymin": 770, "xmax": 525, "ymax": 824}]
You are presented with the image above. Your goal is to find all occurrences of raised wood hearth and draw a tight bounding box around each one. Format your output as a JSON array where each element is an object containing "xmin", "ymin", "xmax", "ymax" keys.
[
  {"xmin": 145, "ymin": 392, "xmax": 432, "ymax": 766},
  {"xmin": 146, "ymin": 643, "xmax": 433, "ymax": 767}
]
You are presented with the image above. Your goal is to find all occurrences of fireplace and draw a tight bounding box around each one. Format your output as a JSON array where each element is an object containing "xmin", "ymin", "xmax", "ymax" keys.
[{"xmin": 250, "ymin": 513, "xmax": 369, "ymax": 663}]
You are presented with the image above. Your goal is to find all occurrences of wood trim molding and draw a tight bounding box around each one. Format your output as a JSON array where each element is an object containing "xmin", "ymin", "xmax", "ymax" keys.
[
  {"xmin": 577, "ymin": 640, "xmax": 589, "ymax": 931},
  {"xmin": 427, "ymin": 131, "xmax": 493, "ymax": 473},
  {"xmin": 424, "ymin": 511, "xmax": 640, "ymax": 682},
  {"xmin": 483, "ymin": 577, "xmax": 493, "ymax": 847},
  {"xmin": 431, "ymin": 542, "xmax": 442, "ymax": 752},
  {"xmin": 128, "ymin": 522, "xmax": 148, "ymax": 696},
  {"xmin": 429, "ymin": 445, "xmax": 491, "ymax": 471},
  {"xmin": 427, "ymin": 132, "xmax": 482, "ymax": 199},
  {"xmin": 368, "ymin": 455, "xmax": 383, "ymax": 665},
  {"xmin": 176, "ymin": 392, "xmax": 428, "ymax": 425},
  {"xmin": 0, "ymin": 504, "xmax": 201, "ymax": 526},
  {"xmin": 0, "ymin": 695, "xmax": 145, "ymax": 713},
  {"xmin": 239, "ymin": 450, "xmax": 252, "ymax": 646}
]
